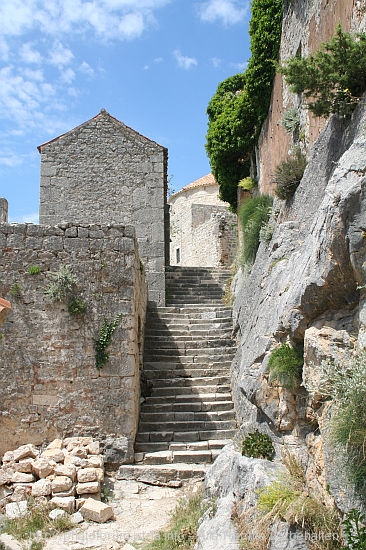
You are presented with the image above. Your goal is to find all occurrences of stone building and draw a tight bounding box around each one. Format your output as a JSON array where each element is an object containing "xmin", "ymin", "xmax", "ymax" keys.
[
  {"xmin": 39, "ymin": 109, "xmax": 168, "ymax": 306},
  {"xmin": 169, "ymin": 174, "xmax": 237, "ymax": 267}
]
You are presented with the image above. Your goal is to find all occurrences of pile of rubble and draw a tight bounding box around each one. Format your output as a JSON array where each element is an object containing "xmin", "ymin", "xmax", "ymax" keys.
[{"xmin": 0, "ymin": 437, "xmax": 114, "ymax": 523}]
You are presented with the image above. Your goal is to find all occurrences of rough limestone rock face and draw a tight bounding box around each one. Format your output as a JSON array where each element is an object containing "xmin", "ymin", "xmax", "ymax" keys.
[
  {"xmin": 196, "ymin": 445, "xmax": 284, "ymax": 550},
  {"xmin": 229, "ymin": 97, "xmax": 366, "ymax": 515}
]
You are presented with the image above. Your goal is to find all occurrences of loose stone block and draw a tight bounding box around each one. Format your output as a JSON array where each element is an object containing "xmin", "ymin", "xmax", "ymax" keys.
[
  {"xmin": 32, "ymin": 458, "xmax": 54, "ymax": 479},
  {"xmin": 5, "ymin": 501, "xmax": 28, "ymax": 519},
  {"xmin": 41, "ymin": 449, "xmax": 64, "ymax": 463},
  {"xmin": 86, "ymin": 455, "xmax": 104, "ymax": 468},
  {"xmin": 11, "ymin": 472, "xmax": 35, "ymax": 483},
  {"xmin": 49, "ymin": 496, "xmax": 75, "ymax": 514},
  {"xmin": 13, "ymin": 444, "xmax": 39, "ymax": 462},
  {"xmin": 49, "ymin": 508, "xmax": 66, "ymax": 520},
  {"xmin": 54, "ymin": 463, "xmax": 76, "ymax": 481},
  {"xmin": 79, "ymin": 498, "xmax": 114, "ymax": 523}
]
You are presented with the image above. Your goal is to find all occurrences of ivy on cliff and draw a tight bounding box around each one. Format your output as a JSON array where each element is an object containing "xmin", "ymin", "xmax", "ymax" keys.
[{"xmin": 205, "ymin": 0, "xmax": 282, "ymax": 210}]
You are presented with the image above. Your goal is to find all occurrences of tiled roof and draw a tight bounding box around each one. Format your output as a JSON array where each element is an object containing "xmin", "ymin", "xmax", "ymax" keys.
[{"xmin": 170, "ymin": 173, "xmax": 217, "ymax": 199}]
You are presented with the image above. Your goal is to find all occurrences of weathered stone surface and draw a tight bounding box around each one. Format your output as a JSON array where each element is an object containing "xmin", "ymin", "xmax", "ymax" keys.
[
  {"xmin": 49, "ymin": 508, "xmax": 67, "ymax": 520},
  {"xmin": 51, "ymin": 476, "xmax": 73, "ymax": 493},
  {"xmin": 77, "ymin": 467, "xmax": 98, "ymax": 483},
  {"xmin": 269, "ymin": 522, "xmax": 308, "ymax": 550},
  {"xmin": 11, "ymin": 472, "xmax": 35, "ymax": 484},
  {"xmin": 87, "ymin": 441, "xmax": 100, "ymax": 455},
  {"xmin": 76, "ymin": 481, "xmax": 100, "ymax": 495},
  {"xmin": 5, "ymin": 500, "xmax": 28, "ymax": 519},
  {"xmin": 79, "ymin": 497, "xmax": 114, "ymax": 523},
  {"xmin": 13, "ymin": 444, "xmax": 39, "ymax": 462},
  {"xmin": 0, "ymin": 533, "xmax": 23, "ymax": 550},
  {"xmin": 86, "ymin": 454, "xmax": 104, "ymax": 469},
  {"xmin": 54, "ymin": 463, "xmax": 76, "ymax": 481},
  {"xmin": 32, "ymin": 458, "xmax": 54, "ymax": 479},
  {"xmin": 49, "ymin": 496, "xmax": 75, "ymax": 514},
  {"xmin": 32, "ymin": 478, "xmax": 52, "ymax": 497},
  {"xmin": 41, "ymin": 449, "xmax": 64, "ymax": 463},
  {"xmin": 196, "ymin": 494, "xmax": 239, "ymax": 550},
  {"xmin": 70, "ymin": 511, "xmax": 84, "ymax": 524}
]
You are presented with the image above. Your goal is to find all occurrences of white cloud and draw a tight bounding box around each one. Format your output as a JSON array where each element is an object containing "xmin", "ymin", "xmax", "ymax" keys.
[
  {"xmin": 0, "ymin": 0, "xmax": 172, "ymax": 41},
  {"xmin": 60, "ymin": 67, "xmax": 75, "ymax": 84},
  {"xmin": 211, "ymin": 57, "xmax": 221, "ymax": 68},
  {"xmin": 20, "ymin": 43, "xmax": 42, "ymax": 64},
  {"xmin": 0, "ymin": 150, "xmax": 23, "ymax": 167},
  {"xmin": 173, "ymin": 50, "xmax": 198, "ymax": 70},
  {"xmin": 49, "ymin": 41, "xmax": 74, "ymax": 67},
  {"xmin": 197, "ymin": 0, "xmax": 248, "ymax": 26},
  {"xmin": 79, "ymin": 61, "xmax": 94, "ymax": 76}
]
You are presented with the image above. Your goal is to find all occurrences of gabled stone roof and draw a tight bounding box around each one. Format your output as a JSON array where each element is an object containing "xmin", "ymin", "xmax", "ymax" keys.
[{"xmin": 37, "ymin": 109, "xmax": 166, "ymax": 153}]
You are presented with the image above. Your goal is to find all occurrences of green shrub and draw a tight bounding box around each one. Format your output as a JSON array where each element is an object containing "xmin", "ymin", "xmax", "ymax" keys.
[
  {"xmin": 239, "ymin": 195, "xmax": 273, "ymax": 265},
  {"xmin": 67, "ymin": 295, "xmax": 86, "ymax": 316},
  {"xmin": 238, "ymin": 177, "xmax": 256, "ymax": 191},
  {"xmin": 28, "ymin": 265, "xmax": 42, "ymax": 275},
  {"xmin": 267, "ymin": 343, "xmax": 303, "ymax": 391},
  {"xmin": 241, "ymin": 430, "xmax": 275, "ymax": 460},
  {"xmin": 257, "ymin": 453, "xmax": 341, "ymax": 549},
  {"xmin": 342, "ymin": 509, "xmax": 366, "ymax": 549},
  {"xmin": 273, "ymin": 147, "xmax": 307, "ymax": 200},
  {"xmin": 45, "ymin": 267, "xmax": 78, "ymax": 302},
  {"xmin": 313, "ymin": 352, "xmax": 366, "ymax": 496},
  {"xmin": 9, "ymin": 283, "xmax": 21, "ymax": 296},
  {"xmin": 281, "ymin": 107, "xmax": 300, "ymax": 135},
  {"xmin": 94, "ymin": 313, "xmax": 123, "ymax": 370},
  {"xmin": 280, "ymin": 25, "xmax": 366, "ymax": 118}
]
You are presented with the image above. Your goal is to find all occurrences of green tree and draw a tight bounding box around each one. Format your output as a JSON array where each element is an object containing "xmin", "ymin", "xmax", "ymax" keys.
[
  {"xmin": 205, "ymin": 0, "xmax": 282, "ymax": 210},
  {"xmin": 280, "ymin": 25, "xmax": 366, "ymax": 117}
]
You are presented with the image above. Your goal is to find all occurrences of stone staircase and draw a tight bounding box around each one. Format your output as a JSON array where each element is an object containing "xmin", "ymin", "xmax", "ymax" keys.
[{"xmin": 117, "ymin": 266, "xmax": 237, "ymax": 484}]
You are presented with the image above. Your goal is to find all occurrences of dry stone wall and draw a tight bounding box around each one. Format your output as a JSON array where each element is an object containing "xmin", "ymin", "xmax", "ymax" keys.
[
  {"xmin": 39, "ymin": 110, "xmax": 167, "ymax": 305},
  {"xmin": 0, "ymin": 222, "xmax": 147, "ymax": 464}
]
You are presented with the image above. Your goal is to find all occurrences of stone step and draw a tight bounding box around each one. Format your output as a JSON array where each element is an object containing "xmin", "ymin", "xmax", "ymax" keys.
[
  {"xmin": 145, "ymin": 328, "xmax": 232, "ymax": 338},
  {"xmin": 135, "ymin": 439, "xmax": 232, "ymax": 453},
  {"xmin": 135, "ymin": 449, "xmax": 222, "ymax": 465},
  {"xmin": 144, "ymin": 339, "xmax": 233, "ymax": 351},
  {"xmin": 136, "ymin": 429, "xmax": 237, "ymax": 443},
  {"xmin": 140, "ymin": 409, "xmax": 235, "ymax": 423},
  {"xmin": 144, "ymin": 354, "xmax": 235, "ymax": 365},
  {"xmin": 138, "ymin": 419, "xmax": 237, "ymax": 433},
  {"xmin": 116, "ymin": 463, "xmax": 207, "ymax": 485},
  {"xmin": 144, "ymin": 392, "xmax": 233, "ymax": 406},
  {"xmin": 143, "ymin": 360, "xmax": 232, "ymax": 369},
  {"xmin": 141, "ymin": 400, "xmax": 234, "ymax": 413},
  {"xmin": 150, "ymin": 375, "xmax": 230, "ymax": 388},
  {"xmin": 150, "ymin": 384, "xmax": 231, "ymax": 396},
  {"xmin": 143, "ymin": 367, "xmax": 230, "ymax": 379}
]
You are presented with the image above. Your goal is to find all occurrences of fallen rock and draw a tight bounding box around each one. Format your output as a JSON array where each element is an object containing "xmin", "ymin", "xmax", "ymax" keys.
[
  {"xmin": 11, "ymin": 472, "xmax": 35, "ymax": 484},
  {"xmin": 0, "ymin": 533, "xmax": 23, "ymax": 550},
  {"xmin": 32, "ymin": 458, "xmax": 54, "ymax": 479},
  {"xmin": 5, "ymin": 500, "xmax": 28, "ymax": 519},
  {"xmin": 54, "ymin": 463, "xmax": 76, "ymax": 481},
  {"xmin": 70, "ymin": 511, "xmax": 84, "ymax": 524},
  {"xmin": 76, "ymin": 481, "xmax": 100, "ymax": 495},
  {"xmin": 79, "ymin": 498, "xmax": 114, "ymax": 523},
  {"xmin": 49, "ymin": 496, "xmax": 75, "ymax": 514},
  {"xmin": 41, "ymin": 449, "xmax": 64, "ymax": 463},
  {"xmin": 49, "ymin": 508, "xmax": 66, "ymax": 520},
  {"xmin": 77, "ymin": 467, "xmax": 98, "ymax": 483},
  {"xmin": 13, "ymin": 444, "xmax": 39, "ymax": 462}
]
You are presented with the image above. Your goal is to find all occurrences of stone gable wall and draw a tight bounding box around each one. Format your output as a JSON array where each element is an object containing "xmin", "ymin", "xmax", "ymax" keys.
[
  {"xmin": 39, "ymin": 111, "xmax": 167, "ymax": 305},
  {"xmin": 0, "ymin": 222, "xmax": 147, "ymax": 463}
]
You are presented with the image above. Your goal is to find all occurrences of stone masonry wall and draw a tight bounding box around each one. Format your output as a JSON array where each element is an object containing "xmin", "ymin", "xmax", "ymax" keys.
[
  {"xmin": 39, "ymin": 110, "xmax": 167, "ymax": 305},
  {"xmin": 169, "ymin": 185, "xmax": 237, "ymax": 267},
  {"xmin": 258, "ymin": 0, "xmax": 365, "ymax": 194},
  {"xmin": 0, "ymin": 222, "xmax": 147, "ymax": 464}
]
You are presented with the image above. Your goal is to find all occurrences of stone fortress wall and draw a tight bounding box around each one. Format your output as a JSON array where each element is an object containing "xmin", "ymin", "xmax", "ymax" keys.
[
  {"xmin": 0, "ymin": 208, "xmax": 147, "ymax": 463},
  {"xmin": 169, "ymin": 174, "xmax": 237, "ymax": 267},
  {"xmin": 39, "ymin": 109, "xmax": 167, "ymax": 306}
]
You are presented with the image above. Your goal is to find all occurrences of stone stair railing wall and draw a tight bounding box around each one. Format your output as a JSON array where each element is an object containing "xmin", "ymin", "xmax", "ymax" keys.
[{"xmin": 118, "ymin": 266, "xmax": 237, "ymax": 484}]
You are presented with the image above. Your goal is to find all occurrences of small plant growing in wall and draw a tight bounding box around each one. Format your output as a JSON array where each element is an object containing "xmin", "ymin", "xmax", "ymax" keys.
[
  {"xmin": 342, "ymin": 509, "xmax": 366, "ymax": 549},
  {"xmin": 273, "ymin": 147, "xmax": 307, "ymax": 201},
  {"xmin": 241, "ymin": 430, "xmax": 275, "ymax": 460},
  {"xmin": 94, "ymin": 313, "xmax": 123, "ymax": 370},
  {"xmin": 281, "ymin": 107, "xmax": 301, "ymax": 135},
  {"xmin": 9, "ymin": 283, "xmax": 21, "ymax": 297},
  {"xmin": 45, "ymin": 266, "xmax": 86, "ymax": 317},
  {"xmin": 27, "ymin": 265, "xmax": 42, "ymax": 275},
  {"xmin": 267, "ymin": 343, "xmax": 303, "ymax": 391}
]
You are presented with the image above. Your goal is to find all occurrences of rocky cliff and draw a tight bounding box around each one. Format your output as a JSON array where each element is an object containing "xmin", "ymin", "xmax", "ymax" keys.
[{"xmin": 196, "ymin": 4, "xmax": 366, "ymax": 549}]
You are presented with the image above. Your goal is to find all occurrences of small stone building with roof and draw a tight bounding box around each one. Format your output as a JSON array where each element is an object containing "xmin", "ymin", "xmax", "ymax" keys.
[
  {"xmin": 39, "ymin": 109, "xmax": 168, "ymax": 305},
  {"xmin": 169, "ymin": 174, "xmax": 237, "ymax": 267}
]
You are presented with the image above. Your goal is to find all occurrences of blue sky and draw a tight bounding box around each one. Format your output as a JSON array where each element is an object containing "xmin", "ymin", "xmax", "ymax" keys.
[{"xmin": 0, "ymin": 0, "xmax": 251, "ymax": 223}]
